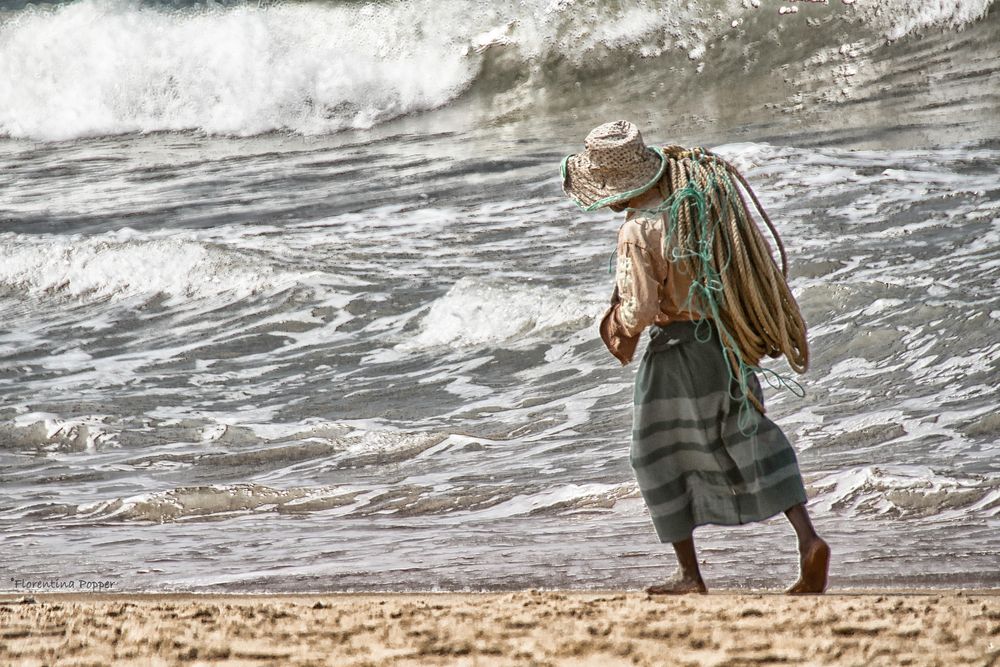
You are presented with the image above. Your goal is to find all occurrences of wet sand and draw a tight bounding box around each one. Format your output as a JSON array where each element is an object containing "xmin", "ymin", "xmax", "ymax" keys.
[{"xmin": 1, "ymin": 590, "xmax": 997, "ymax": 666}]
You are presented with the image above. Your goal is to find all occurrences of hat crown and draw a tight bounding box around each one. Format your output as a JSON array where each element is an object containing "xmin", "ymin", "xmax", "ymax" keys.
[
  {"xmin": 583, "ymin": 120, "xmax": 649, "ymax": 169},
  {"xmin": 561, "ymin": 119, "xmax": 663, "ymax": 211}
]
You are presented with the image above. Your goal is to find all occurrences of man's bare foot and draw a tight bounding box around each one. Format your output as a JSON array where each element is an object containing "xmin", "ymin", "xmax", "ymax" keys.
[
  {"xmin": 786, "ymin": 537, "xmax": 830, "ymax": 595},
  {"xmin": 645, "ymin": 571, "xmax": 707, "ymax": 595}
]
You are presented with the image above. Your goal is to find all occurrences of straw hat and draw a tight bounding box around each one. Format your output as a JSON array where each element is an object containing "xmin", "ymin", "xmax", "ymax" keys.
[{"xmin": 561, "ymin": 120, "xmax": 667, "ymax": 211}]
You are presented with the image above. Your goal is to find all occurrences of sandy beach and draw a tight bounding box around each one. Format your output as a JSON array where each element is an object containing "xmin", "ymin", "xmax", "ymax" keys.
[{"xmin": 1, "ymin": 590, "xmax": 996, "ymax": 666}]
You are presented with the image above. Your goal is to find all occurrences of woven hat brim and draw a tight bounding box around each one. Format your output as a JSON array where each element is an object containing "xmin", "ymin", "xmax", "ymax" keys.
[{"xmin": 561, "ymin": 146, "xmax": 666, "ymax": 211}]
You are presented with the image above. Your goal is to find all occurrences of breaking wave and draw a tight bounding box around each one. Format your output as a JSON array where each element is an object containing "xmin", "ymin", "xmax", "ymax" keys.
[
  {"xmin": 808, "ymin": 466, "xmax": 1000, "ymax": 520},
  {"xmin": 0, "ymin": 230, "xmax": 302, "ymax": 303},
  {"xmin": 21, "ymin": 480, "xmax": 636, "ymax": 523},
  {"xmin": 399, "ymin": 276, "xmax": 604, "ymax": 350},
  {"xmin": 0, "ymin": 0, "xmax": 995, "ymax": 140},
  {"xmin": 14, "ymin": 462, "xmax": 998, "ymax": 524}
]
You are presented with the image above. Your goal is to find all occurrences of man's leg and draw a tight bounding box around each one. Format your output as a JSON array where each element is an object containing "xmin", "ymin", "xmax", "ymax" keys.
[
  {"xmin": 784, "ymin": 503, "xmax": 830, "ymax": 594},
  {"xmin": 646, "ymin": 536, "xmax": 708, "ymax": 595}
]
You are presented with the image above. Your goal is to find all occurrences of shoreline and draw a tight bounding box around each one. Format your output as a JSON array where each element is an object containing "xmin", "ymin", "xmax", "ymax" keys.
[
  {"xmin": 5, "ymin": 587, "xmax": 1000, "ymax": 601},
  {"xmin": 2, "ymin": 590, "xmax": 997, "ymax": 666}
]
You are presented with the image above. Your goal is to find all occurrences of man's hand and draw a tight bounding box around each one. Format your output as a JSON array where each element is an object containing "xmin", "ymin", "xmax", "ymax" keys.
[
  {"xmin": 610, "ymin": 285, "xmax": 621, "ymax": 306},
  {"xmin": 600, "ymin": 302, "xmax": 640, "ymax": 366}
]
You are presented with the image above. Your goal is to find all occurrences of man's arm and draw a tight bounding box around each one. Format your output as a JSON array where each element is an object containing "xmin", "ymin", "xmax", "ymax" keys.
[{"xmin": 599, "ymin": 240, "xmax": 662, "ymax": 365}]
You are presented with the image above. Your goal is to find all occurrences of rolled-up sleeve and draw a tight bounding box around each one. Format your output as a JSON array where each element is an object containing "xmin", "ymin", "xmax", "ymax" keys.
[
  {"xmin": 600, "ymin": 238, "xmax": 661, "ymax": 365},
  {"xmin": 614, "ymin": 241, "xmax": 661, "ymax": 337}
]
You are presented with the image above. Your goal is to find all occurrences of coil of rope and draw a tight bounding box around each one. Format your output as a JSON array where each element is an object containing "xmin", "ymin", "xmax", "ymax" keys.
[{"xmin": 635, "ymin": 145, "xmax": 809, "ymax": 426}]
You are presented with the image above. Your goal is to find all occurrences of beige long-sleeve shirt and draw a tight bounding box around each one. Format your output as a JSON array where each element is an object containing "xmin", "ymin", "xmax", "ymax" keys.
[{"xmin": 599, "ymin": 187, "xmax": 703, "ymax": 365}]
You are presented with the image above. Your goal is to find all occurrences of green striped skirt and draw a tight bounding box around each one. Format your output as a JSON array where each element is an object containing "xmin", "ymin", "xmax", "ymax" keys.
[{"xmin": 631, "ymin": 320, "xmax": 808, "ymax": 544}]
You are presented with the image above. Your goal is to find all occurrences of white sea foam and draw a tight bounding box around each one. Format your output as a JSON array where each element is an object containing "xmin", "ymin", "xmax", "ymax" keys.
[
  {"xmin": 0, "ymin": 0, "xmax": 477, "ymax": 140},
  {"xmin": 0, "ymin": 231, "xmax": 300, "ymax": 303},
  {"xmin": 333, "ymin": 430, "xmax": 451, "ymax": 465},
  {"xmin": 398, "ymin": 276, "xmax": 604, "ymax": 350},
  {"xmin": 852, "ymin": 0, "xmax": 995, "ymax": 41},
  {"xmin": 808, "ymin": 465, "xmax": 1000, "ymax": 519},
  {"xmin": 72, "ymin": 482, "xmax": 343, "ymax": 523},
  {"xmin": 462, "ymin": 482, "xmax": 635, "ymax": 520},
  {"xmin": 0, "ymin": 412, "xmax": 115, "ymax": 452}
]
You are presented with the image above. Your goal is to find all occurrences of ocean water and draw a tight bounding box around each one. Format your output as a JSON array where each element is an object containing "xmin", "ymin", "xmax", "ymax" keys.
[{"xmin": 0, "ymin": 0, "xmax": 998, "ymax": 592}]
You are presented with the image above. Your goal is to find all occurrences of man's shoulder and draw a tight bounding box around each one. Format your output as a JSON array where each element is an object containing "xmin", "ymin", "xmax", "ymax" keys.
[{"xmin": 618, "ymin": 209, "xmax": 664, "ymax": 251}]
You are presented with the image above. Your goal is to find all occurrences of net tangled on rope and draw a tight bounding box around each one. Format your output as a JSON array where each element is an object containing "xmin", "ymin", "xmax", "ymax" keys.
[{"xmin": 633, "ymin": 146, "xmax": 809, "ymax": 428}]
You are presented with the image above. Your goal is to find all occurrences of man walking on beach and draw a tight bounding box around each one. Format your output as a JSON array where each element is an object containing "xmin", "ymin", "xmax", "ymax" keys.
[{"xmin": 560, "ymin": 120, "xmax": 830, "ymax": 594}]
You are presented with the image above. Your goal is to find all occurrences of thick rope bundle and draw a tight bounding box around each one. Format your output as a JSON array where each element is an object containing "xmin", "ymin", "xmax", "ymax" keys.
[{"xmin": 635, "ymin": 145, "xmax": 809, "ymax": 424}]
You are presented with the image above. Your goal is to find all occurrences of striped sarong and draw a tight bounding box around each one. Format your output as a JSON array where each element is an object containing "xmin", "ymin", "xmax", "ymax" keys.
[{"xmin": 630, "ymin": 320, "xmax": 808, "ymax": 544}]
